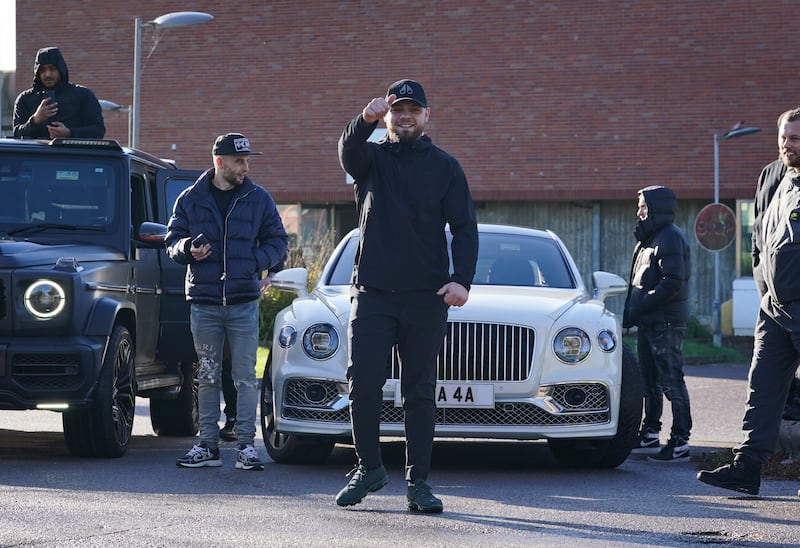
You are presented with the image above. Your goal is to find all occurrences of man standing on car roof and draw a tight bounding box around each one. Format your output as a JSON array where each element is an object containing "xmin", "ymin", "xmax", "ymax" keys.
[
  {"xmin": 13, "ymin": 47, "xmax": 105, "ymax": 140},
  {"xmin": 335, "ymin": 79, "xmax": 478, "ymax": 513}
]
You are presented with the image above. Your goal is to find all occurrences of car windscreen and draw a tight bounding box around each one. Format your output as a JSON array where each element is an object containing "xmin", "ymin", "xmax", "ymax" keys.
[
  {"xmin": 325, "ymin": 231, "xmax": 575, "ymax": 289},
  {"xmin": 0, "ymin": 153, "xmax": 119, "ymax": 231},
  {"xmin": 474, "ymin": 232, "xmax": 575, "ymax": 288}
]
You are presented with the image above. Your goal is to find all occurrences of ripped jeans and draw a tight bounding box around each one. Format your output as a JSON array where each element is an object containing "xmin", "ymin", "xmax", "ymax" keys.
[
  {"xmin": 190, "ymin": 300, "xmax": 259, "ymax": 448},
  {"xmin": 637, "ymin": 324, "xmax": 693, "ymax": 443}
]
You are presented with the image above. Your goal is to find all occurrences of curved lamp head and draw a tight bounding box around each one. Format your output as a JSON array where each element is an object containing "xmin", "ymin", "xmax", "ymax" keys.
[
  {"xmin": 148, "ymin": 12, "xmax": 214, "ymax": 29},
  {"xmin": 721, "ymin": 126, "xmax": 761, "ymax": 140}
]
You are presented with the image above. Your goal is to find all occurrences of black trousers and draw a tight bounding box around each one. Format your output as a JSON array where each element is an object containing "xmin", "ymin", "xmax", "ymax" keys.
[
  {"xmin": 347, "ymin": 288, "xmax": 448, "ymax": 483},
  {"xmin": 737, "ymin": 308, "xmax": 800, "ymax": 464}
]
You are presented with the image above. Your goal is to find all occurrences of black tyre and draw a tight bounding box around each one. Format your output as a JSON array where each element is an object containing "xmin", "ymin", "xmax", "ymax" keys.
[
  {"xmin": 63, "ymin": 325, "xmax": 136, "ymax": 458},
  {"xmin": 150, "ymin": 361, "xmax": 199, "ymax": 436},
  {"xmin": 260, "ymin": 355, "xmax": 336, "ymax": 464},
  {"xmin": 547, "ymin": 343, "xmax": 643, "ymax": 468}
]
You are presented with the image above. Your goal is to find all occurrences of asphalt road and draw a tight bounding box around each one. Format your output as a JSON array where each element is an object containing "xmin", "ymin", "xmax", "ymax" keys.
[{"xmin": 0, "ymin": 362, "xmax": 798, "ymax": 547}]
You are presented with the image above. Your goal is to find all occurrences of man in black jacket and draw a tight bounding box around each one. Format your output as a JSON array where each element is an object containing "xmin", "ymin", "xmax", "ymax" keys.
[
  {"xmin": 624, "ymin": 185, "xmax": 693, "ymax": 462},
  {"xmin": 698, "ymin": 108, "xmax": 800, "ymax": 496},
  {"xmin": 13, "ymin": 47, "xmax": 105, "ymax": 140},
  {"xmin": 335, "ymin": 79, "xmax": 478, "ymax": 512}
]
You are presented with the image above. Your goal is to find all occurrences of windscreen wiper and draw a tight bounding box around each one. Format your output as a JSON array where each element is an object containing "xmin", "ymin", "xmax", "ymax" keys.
[{"xmin": 8, "ymin": 223, "xmax": 105, "ymax": 236}]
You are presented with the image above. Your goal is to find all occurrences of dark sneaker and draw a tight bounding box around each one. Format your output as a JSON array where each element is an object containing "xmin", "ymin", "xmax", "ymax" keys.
[
  {"xmin": 236, "ymin": 444, "xmax": 265, "ymax": 471},
  {"xmin": 407, "ymin": 481, "xmax": 444, "ymax": 513},
  {"xmin": 220, "ymin": 417, "xmax": 237, "ymax": 441},
  {"xmin": 648, "ymin": 438, "xmax": 690, "ymax": 462},
  {"xmin": 630, "ymin": 430, "xmax": 660, "ymax": 454},
  {"xmin": 697, "ymin": 458, "xmax": 761, "ymax": 495},
  {"xmin": 176, "ymin": 442, "xmax": 222, "ymax": 468},
  {"xmin": 335, "ymin": 465, "xmax": 388, "ymax": 507}
]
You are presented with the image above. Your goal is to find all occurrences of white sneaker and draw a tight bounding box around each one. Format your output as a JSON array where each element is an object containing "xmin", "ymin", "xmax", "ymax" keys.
[{"xmin": 236, "ymin": 444, "xmax": 265, "ymax": 471}]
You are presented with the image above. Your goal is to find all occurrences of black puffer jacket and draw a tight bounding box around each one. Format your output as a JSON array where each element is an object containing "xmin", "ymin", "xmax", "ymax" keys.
[
  {"xmin": 623, "ymin": 186, "xmax": 691, "ymax": 328},
  {"xmin": 13, "ymin": 47, "xmax": 105, "ymax": 139}
]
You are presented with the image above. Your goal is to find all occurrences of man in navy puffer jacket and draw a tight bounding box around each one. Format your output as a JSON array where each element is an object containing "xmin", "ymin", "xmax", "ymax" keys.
[{"xmin": 166, "ymin": 133, "xmax": 287, "ymax": 471}]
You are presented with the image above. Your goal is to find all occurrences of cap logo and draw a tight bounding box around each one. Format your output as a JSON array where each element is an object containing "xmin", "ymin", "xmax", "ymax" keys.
[
  {"xmin": 399, "ymin": 83, "xmax": 414, "ymax": 96},
  {"xmin": 234, "ymin": 138, "xmax": 251, "ymax": 152}
]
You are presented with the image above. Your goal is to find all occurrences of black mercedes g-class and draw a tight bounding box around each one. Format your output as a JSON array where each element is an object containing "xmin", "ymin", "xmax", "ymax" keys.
[{"xmin": 0, "ymin": 137, "xmax": 201, "ymax": 457}]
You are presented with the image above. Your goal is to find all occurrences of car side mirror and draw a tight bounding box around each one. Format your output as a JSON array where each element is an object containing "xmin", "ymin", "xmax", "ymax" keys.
[
  {"xmin": 134, "ymin": 221, "xmax": 167, "ymax": 249},
  {"xmin": 592, "ymin": 271, "xmax": 627, "ymax": 303},
  {"xmin": 271, "ymin": 267, "xmax": 309, "ymax": 298}
]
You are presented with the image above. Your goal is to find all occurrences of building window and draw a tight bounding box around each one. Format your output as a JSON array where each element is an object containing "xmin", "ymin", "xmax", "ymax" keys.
[{"xmin": 736, "ymin": 199, "xmax": 754, "ymax": 277}]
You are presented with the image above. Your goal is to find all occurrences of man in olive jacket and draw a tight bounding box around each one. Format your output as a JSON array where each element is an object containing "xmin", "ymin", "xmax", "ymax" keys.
[{"xmin": 623, "ymin": 185, "xmax": 693, "ymax": 462}]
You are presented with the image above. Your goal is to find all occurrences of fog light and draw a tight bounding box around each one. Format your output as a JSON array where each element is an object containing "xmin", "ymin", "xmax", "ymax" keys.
[
  {"xmin": 304, "ymin": 382, "xmax": 328, "ymax": 404},
  {"xmin": 563, "ymin": 387, "xmax": 587, "ymax": 407}
]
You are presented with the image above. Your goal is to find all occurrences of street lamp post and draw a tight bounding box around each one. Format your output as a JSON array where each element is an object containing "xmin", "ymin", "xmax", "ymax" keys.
[
  {"xmin": 98, "ymin": 100, "xmax": 132, "ymax": 146},
  {"xmin": 711, "ymin": 125, "xmax": 762, "ymax": 346},
  {"xmin": 131, "ymin": 11, "xmax": 213, "ymax": 149}
]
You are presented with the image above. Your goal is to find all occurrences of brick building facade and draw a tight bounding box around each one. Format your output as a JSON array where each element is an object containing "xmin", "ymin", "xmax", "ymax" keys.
[{"xmin": 11, "ymin": 0, "xmax": 799, "ymax": 324}]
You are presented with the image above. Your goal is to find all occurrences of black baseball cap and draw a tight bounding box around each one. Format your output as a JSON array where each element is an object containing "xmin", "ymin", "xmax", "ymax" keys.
[
  {"xmin": 386, "ymin": 79, "xmax": 427, "ymax": 108},
  {"xmin": 212, "ymin": 133, "xmax": 262, "ymax": 156}
]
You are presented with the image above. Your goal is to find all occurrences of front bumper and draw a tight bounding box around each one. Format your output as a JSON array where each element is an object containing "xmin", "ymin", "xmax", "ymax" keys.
[
  {"xmin": 0, "ymin": 336, "xmax": 106, "ymax": 409},
  {"xmin": 274, "ymin": 376, "xmax": 619, "ymax": 440}
]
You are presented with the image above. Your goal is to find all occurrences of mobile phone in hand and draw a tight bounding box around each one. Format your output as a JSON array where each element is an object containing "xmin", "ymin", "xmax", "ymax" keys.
[{"xmin": 192, "ymin": 234, "xmax": 209, "ymax": 247}]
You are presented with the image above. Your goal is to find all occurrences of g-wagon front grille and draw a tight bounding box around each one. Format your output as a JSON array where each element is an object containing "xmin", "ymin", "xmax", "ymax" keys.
[
  {"xmin": 389, "ymin": 321, "xmax": 535, "ymax": 382},
  {"xmin": 12, "ymin": 353, "xmax": 82, "ymax": 389}
]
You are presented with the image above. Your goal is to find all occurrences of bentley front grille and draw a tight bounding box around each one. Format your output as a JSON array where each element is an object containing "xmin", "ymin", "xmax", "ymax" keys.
[
  {"xmin": 389, "ymin": 321, "xmax": 535, "ymax": 382},
  {"xmin": 281, "ymin": 379, "xmax": 610, "ymax": 427}
]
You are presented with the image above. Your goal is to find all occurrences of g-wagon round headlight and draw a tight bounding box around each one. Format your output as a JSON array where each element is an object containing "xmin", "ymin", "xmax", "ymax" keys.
[{"xmin": 24, "ymin": 279, "xmax": 67, "ymax": 319}]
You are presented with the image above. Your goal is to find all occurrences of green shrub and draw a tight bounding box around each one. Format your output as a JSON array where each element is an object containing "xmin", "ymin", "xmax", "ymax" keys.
[{"xmin": 258, "ymin": 228, "xmax": 339, "ymax": 346}]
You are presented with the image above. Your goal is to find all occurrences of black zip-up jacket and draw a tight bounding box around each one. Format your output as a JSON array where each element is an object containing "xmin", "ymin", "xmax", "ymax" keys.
[
  {"xmin": 338, "ymin": 115, "xmax": 478, "ymax": 293},
  {"xmin": 623, "ymin": 186, "xmax": 690, "ymax": 328},
  {"xmin": 752, "ymin": 158, "xmax": 787, "ymax": 297},
  {"xmin": 13, "ymin": 47, "xmax": 105, "ymax": 139}
]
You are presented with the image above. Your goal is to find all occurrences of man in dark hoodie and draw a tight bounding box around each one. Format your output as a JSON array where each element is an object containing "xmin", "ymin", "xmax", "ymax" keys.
[
  {"xmin": 623, "ymin": 185, "xmax": 693, "ymax": 462},
  {"xmin": 335, "ymin": 79, "xmax": 478, "ymax": 513},
  {"xmin": 13, "ymin": 47, "xmax": 105, "ymax": 140}
]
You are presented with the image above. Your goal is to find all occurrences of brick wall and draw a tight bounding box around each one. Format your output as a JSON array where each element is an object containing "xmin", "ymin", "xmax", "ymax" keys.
[{"xmin": 14, "ymin": 0, "xmax": 793, "ymax": 204}]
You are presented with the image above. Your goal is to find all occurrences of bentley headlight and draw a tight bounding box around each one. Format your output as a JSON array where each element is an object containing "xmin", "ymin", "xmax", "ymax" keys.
[
  {"xmin": 278, "ymin": 325, "xmax": 298, "ymax": 348},
  {"xmin": 24, "ymin": 279, "xmax": 67, "ymax": 319},
  {"xmin": 553, "ymin": 327, "xmax": 591, "ymax": 364},
  {"xmin": 597, "ymin": 329, "xmax": 617, "ymax": 352},
  {"xmin": 302, "ymin": 323, "xmax": 340, "ymax": 360}
]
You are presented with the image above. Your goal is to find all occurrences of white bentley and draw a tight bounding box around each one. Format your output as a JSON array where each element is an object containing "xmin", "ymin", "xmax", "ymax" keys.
[{"xmin": 260, "ymin": 224, "xmax": 642, "ymax": 468}]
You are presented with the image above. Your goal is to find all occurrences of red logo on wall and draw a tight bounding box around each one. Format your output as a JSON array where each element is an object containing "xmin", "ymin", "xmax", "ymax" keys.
[{"xmin": 695, "ymin": 203, "xmax": 736, "ymax": 251}]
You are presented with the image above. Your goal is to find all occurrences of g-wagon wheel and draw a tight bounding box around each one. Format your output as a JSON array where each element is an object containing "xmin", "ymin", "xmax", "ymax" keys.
[
  {"xmin": 150, "ymin": 360, "xmax": 199, "ymax": 436},
  {"xmin": 260, "ymin": 355, "xmax": 335, "ymax": 464},
  {"xmin": 63, "ymin": 325, "xmax": 136, "ymax": 458},
  {"xmin": 547, "ymin": 343, "xmax": 643, "ymax": 468}
]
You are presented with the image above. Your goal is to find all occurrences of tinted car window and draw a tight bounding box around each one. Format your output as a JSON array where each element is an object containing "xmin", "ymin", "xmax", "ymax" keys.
[{"xmin": 0, "ymin": 153, "xmax": 118, "ymax": 228}]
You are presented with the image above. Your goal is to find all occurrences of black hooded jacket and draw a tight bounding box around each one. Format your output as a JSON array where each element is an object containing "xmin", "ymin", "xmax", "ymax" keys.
[
  {"xmin": 13, "ymin": 47, "xmax": 105, "ymax": 139},
  {"xmin": 623, "ymin": 185, "xmax": 691, "ymax": 328},
  {"xmin": 338, "ymin": 115, "xmax": 478, "ymax": 293}
]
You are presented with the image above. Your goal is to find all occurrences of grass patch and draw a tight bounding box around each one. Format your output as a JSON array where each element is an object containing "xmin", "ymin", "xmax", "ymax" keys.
[
  {"xmin": 623, "ymin": 336, "xmax": 747, "ymax": 364},
  {"xmin": 256, "ymin": 347, "xmax": 270, "ymax": 379}
]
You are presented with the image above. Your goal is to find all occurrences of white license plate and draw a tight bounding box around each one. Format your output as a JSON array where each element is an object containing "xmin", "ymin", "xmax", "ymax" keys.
[{"xmin": 394, "ymin": 383, "xmax": 495, "ymax": 408}]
